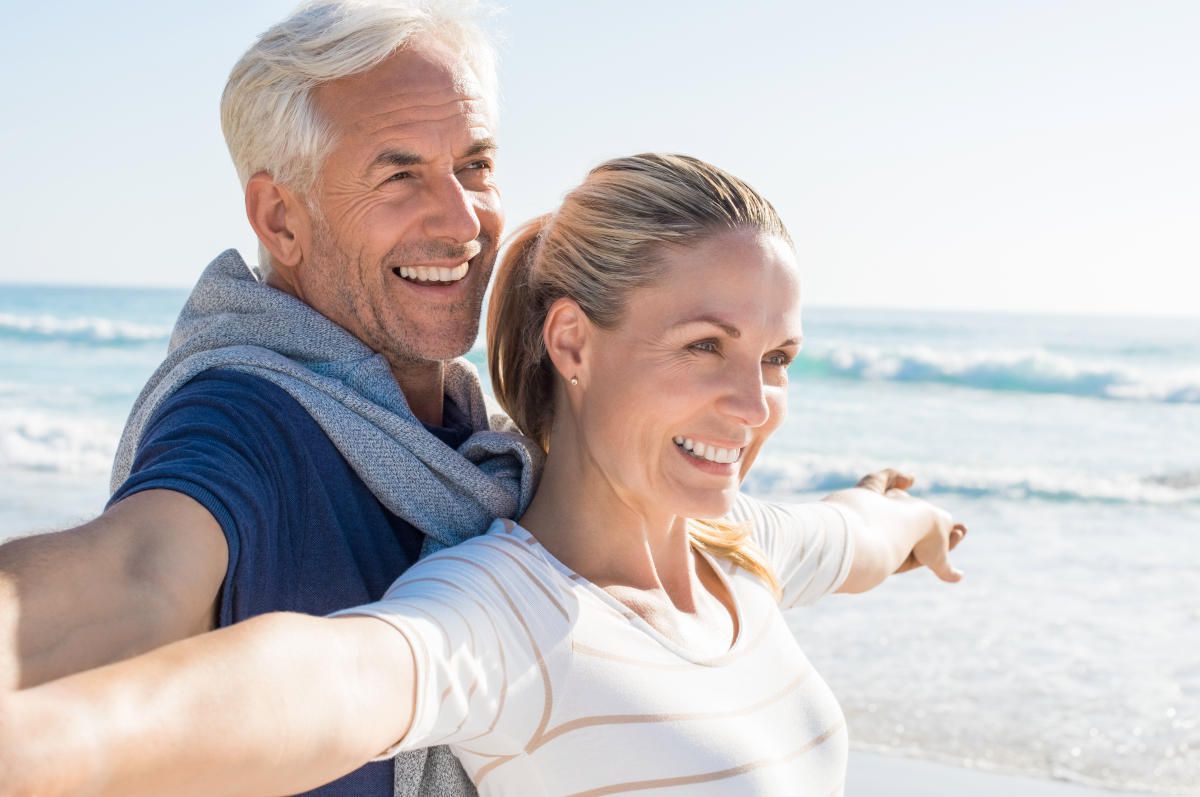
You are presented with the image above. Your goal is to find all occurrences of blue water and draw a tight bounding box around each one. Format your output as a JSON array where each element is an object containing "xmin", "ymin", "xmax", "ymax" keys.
[{"xmin": 1, "ymin": 282, "xmax": 1197, "ymax": 793}]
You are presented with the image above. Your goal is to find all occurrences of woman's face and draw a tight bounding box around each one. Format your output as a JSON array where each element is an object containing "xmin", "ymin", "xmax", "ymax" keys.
[{"xmin": 578, "ymin": 228, "xmax": 803, "ymax": 520}]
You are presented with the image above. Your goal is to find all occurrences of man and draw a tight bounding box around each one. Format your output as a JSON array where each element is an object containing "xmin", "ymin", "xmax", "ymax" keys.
[
  {"xmin": 0, "ymin": 2, "xmax": 963, "ymax": 796},
  {"xmin": 1, "ymin": 4, "xmax": 521, "ymax": 794}
]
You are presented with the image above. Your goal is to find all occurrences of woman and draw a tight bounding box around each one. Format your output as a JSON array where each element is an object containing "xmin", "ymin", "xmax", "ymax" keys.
[{"xmin": 0, "ymin": 154, "xmax": 964, "ymax": 796}]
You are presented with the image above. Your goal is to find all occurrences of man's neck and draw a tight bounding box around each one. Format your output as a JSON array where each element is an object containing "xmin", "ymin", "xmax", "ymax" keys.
[
  {"xmin": 264, "ymin": 268, "xmax": 446, "ymax": 426},
  {"xmin": 391, "ymin": 359, "xmax": 446, "ymax": 427}
]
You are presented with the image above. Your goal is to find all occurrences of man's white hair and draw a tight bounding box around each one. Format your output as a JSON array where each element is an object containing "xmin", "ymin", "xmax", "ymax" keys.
[{"xmin": 220, "ymin": 0, "xmax": 499, "ymax": 277}]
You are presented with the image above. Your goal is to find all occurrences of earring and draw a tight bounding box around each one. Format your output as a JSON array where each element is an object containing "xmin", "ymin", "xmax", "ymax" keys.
[{"xmin": 570, "ymin": 376, "xmax": 579, "ymax": 386}]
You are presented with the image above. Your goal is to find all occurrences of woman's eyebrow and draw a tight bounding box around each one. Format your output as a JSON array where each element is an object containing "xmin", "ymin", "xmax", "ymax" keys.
[{"xmin": 672, "ymin": 315, "xmax": 742, "ymax": 338}]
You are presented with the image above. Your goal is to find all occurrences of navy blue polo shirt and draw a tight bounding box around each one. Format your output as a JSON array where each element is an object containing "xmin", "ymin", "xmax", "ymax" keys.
[{"xmin": 110, "ymin": 368, "xmax": 473, "ymax": 797}]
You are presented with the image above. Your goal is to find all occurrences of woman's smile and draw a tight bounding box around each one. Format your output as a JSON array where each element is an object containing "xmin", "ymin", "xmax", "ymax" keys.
[
  {"xmin": 672, "ymin": 435, "xmax": 743, "ymax": 474},
  {"xmin": 569, "ymin": 228, "xmax": 803, "ymax": 520}
]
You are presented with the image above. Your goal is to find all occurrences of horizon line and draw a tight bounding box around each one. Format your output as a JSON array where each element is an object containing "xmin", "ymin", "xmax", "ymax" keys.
[{"xmin": 0, "ymin": 279, "xmax": 1197, "ymax": 323}]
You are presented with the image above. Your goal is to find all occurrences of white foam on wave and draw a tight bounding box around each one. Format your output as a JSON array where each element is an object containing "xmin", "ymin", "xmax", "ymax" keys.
[
  {"xmin": 744, "ymin": 452, "xmax": 1200, "ymax": 506},
  {"xmin": 0, "ymin": 409, "xmax": 118, "ymax": 474},
  {"xmin": 805, "ymin": 343, "xmax": 1200, "ymax": 404},
  {"xmin": 0, "ymin": 312, "xmax": 170, "ymax": 346}
]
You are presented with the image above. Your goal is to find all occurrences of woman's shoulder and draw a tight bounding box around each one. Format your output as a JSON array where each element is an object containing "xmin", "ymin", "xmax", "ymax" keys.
[
  {"xmin": 421, "ymin": 518, "xmax": 547, "ymax": 569},
  {"xmin": 722, "ymin": 492, "xmax": 856, "ymax": 608},
  {"xmin": 388, "ymin": 519, "xmax": 573, "ymax": 611},
  {"xmin": 725, "ymin": 492, "xmax": 851, "ymax": 545}
]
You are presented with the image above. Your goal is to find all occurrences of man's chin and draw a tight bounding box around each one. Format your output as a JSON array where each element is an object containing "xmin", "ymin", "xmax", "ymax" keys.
[{"xmin": 391, "ymin": 330, "xmax": 481, "ymax": 365}]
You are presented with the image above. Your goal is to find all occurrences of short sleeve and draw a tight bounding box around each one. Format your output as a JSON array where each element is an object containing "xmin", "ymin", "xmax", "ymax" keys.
[
  {"xmin": 331, "ymin": 534, "xmax": 558, "ymax": 759},
  {"xmin": 726, "ymin": 493, "xmax": 856, "ymax": 608},
  {"xmin": 108, "ymin": 370, "xmax": 291, "ymax": 624}
]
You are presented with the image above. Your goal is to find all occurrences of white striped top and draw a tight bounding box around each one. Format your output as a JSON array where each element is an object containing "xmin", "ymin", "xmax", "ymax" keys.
[{"xmin": 337, "ymin": 494, "xmax": 855, "ymax": 796}]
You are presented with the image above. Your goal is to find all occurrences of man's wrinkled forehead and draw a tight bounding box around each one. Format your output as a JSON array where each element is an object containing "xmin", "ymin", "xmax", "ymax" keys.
[{"xmin": 313, "ymin": 41, "xmax": 494, "ymax": 135}]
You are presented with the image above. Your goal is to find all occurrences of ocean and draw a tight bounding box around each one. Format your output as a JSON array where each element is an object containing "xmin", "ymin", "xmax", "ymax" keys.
[{"xmin": 1, "ymin": 282, "xmax": 1197, "ymax": 794}]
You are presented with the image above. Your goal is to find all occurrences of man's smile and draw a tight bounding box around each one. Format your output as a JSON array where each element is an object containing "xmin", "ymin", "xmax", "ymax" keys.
[{"xmin": 394, "ymin": 261, "xmax": 469, "ymax": 284}]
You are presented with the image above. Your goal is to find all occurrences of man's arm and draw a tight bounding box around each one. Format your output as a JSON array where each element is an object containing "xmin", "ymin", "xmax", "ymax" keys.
[{"xmin": 0, "ymin": 489, "xmax": 228, "ymax": 690}]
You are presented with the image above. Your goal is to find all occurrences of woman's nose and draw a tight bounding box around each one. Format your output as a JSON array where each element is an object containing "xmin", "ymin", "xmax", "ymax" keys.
[{"xmin": 721, "ymin": 366, "xmax": 771, "ymax": 428}]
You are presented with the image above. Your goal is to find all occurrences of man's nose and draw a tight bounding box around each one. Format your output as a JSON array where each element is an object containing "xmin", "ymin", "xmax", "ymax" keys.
[{"xmin": 424, "ymin": 176, "xmax": 482, "ymax": 243}]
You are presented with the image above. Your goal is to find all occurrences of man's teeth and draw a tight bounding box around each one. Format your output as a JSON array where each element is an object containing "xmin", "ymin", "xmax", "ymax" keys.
[
  {"xmin": 398, "ymin": 263, "xmax": 469, "ymax": 283},
  {"xmin": 672, "ymin": 436, "xmax": 742, "ymax": 465}
]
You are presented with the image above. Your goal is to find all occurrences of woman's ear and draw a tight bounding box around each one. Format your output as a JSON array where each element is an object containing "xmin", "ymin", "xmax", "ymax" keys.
[
  {"xmin": 245, "ymin": 171, "xmax": 311, "ymax": 276},
  {"xmin": 543, "ymin": 297, "xmax": 592, "ymax": 388}
]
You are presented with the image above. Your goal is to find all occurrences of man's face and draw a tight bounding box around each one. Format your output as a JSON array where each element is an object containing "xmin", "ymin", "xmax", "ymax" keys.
[{"xmin": 295, "ymin": 41, "xmax": 502, "ymax": 365}]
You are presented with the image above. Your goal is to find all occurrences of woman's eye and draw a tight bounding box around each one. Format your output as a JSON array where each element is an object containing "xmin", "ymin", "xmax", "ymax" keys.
[
  {"xmin": 690, "ymin": 340, "xmax": 720, "ymax": 354},
  {"xmin": 764, "ymin": 352, "xmax": 793, "ymax": 367}
]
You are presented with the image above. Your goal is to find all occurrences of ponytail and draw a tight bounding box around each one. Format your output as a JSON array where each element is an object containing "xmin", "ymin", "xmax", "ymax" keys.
[{"xmin": 488, "ymin": 214, "xmax": 556, "ymax": 452}]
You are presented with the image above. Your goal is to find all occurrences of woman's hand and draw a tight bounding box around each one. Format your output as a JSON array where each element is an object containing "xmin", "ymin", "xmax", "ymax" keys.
[
  {"xmin": 827, "ymin": 468, "xmax": 968, "ymax": 593},
  {"xmin": 855, "ymin": 468, "xmax": 968, "ymax": 578}
]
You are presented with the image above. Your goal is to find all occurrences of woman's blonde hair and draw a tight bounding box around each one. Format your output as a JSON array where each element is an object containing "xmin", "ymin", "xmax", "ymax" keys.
[{"xmin": 487, "ymin": 153, "xmax": 792, "ymax": 592}]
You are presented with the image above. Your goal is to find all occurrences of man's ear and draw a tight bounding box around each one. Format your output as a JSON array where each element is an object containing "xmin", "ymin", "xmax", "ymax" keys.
[
  {"xmin": 245, "ymin": 171, "xmax": 309, "ymax": 271},
  {"xmin": 543, "ymin": 297, "xmax": 592, "ymax": 388}
]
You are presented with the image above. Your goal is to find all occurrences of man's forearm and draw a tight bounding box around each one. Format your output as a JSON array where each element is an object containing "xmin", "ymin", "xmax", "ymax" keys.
[
  {"xmin": 0, "ymin": 570, "xmax": 19, "ymax": 690},
  {"xmin": 0, "ymin": 528, "xmax": 168, "ymax": 690},
  {"xmin": 0, "ymin": 492, "xmax": 228, "ymax": 690},
  {"xmin": 0, "ymin": 530, "xmax": 132, "ymax": 690}
]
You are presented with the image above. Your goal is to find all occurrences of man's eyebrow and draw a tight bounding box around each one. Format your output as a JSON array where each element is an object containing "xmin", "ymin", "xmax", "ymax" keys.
[
  {"xmin": 368, "ymin": 139, "xmax": 498, "ymax": 172},
  {"xmin": 673, "ymin": 315, "xmax": 803, "ymax": 347},
  {"xmin": 460, "ymin": 138, "xmax": 498, "ymax": 159},
  {"xmin": 370, "ymin": 149, "xmax": 423, "ymax": 170}
]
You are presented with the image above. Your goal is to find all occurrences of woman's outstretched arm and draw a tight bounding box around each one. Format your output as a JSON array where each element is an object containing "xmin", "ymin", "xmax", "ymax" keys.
[
  {"xmin": 0, "ymin": 612, "xmax": 414, "ymax": 797},
  {"xmin": 827, "ymin": 469, "xmax": 967, "ymax": 593}
]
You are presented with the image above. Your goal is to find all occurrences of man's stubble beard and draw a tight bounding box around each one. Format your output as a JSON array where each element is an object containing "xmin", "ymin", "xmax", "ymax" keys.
[{"xmin": 309, "ymin": 213, "xmax": 496, "ymax": 367}]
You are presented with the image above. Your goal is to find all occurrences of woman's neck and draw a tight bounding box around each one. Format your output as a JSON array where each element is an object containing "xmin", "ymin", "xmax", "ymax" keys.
[
  {"xmin": 518, "ymin": 443, "xmax": 699, "ymax": 606},
  {"xmin": 518, "ymin": 440, "xmax": 740, "ymax": 653}
]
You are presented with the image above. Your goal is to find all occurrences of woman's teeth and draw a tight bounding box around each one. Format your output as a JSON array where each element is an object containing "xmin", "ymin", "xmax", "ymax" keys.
[
  {"xmin": 672, "ymin": 436, "xmax": 742, "ymax": 465},
  {"xmin": 397, "ymin": 263, "xmax": 469, "ymax": 283}
]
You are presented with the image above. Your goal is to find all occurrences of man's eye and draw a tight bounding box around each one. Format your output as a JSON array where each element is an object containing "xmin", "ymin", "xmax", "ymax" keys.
[{"xmin": 386, "ymin": 171, "xmax": 412, "ymax": 182}]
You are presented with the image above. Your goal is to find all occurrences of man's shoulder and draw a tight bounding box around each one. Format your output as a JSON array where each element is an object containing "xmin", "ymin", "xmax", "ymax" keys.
[
  {"xmin": 166, "ymin": 367, "xmax": 298, "ymax": 406},
  {"xmin": 152, "ymin": 368, "xmax": 316, "ymax": 433},
  {"xmin": 133, "ymin": 367, "xmax": 342, "ymax": 481}
]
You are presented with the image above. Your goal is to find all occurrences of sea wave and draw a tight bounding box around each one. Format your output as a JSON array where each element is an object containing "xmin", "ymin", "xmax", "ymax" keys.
[
  {"xmin": 0, "ymin": 313, "xmax": 170, "ymax": 347},
  {"xmin": 744, "ymin": 453, "xmax": 1200, "ymax": 506},
  {"xmin": 795, "ymin": 344, "xmax": 1200, "ymax": 404},
  {"xmin": 4, "ymin": 403, "xmax": 1196, "ymax": 506},
  {"xmin": 0, "ymin": 410, "xmax": 119, "ymax": 475}
]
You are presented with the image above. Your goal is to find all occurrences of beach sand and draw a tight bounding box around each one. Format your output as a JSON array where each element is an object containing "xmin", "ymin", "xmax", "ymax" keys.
[{"xmin": 849, "ymin": 751, "xmax": 1160, "ymax": 797}]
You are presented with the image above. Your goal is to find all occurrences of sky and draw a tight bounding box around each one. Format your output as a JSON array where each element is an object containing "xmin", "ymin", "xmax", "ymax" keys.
[{"xmin": 1, "ymin": 0, "xmax": 1197, "ymax": 317}]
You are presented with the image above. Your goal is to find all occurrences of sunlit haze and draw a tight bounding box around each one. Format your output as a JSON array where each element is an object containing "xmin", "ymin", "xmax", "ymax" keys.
[{"xmin": 2, "ymin": 1, "xmax": 1196, "ymax": 317}]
